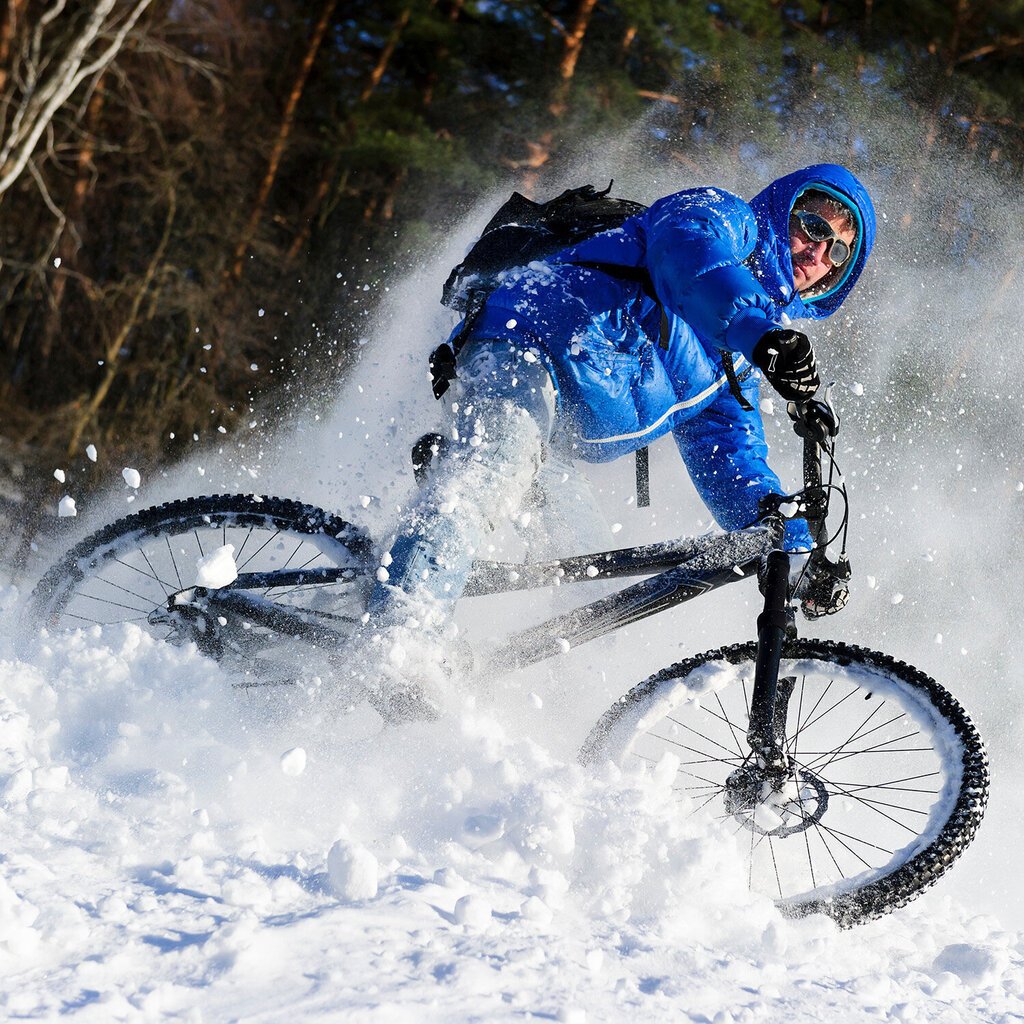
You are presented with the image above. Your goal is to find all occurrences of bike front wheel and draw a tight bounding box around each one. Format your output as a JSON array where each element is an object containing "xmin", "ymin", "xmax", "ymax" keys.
[{"xmin": 581, "ymin": 639, "xmax": 988, "ymax": 925}]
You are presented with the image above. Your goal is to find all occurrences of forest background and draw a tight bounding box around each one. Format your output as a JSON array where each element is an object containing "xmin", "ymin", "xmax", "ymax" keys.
[{"xmin": 0, "ymin": 0, "xmax": 1021, "ymax": 565}]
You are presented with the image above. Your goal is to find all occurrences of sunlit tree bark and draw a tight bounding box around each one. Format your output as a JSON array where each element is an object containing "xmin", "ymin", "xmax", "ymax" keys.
[{"xmin": 226, "ymin": 0, "xmax": 337, "ymax": 282}]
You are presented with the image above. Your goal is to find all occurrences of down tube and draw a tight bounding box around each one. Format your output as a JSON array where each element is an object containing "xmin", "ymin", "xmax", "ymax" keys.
[{"xmin": 486, "ymin": 553, "xmax": 766, "ymax": 674}]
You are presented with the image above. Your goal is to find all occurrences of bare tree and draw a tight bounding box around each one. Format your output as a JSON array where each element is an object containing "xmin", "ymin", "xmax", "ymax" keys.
[{"xmin": 0, "ymin": 0, "xmax": 153, "ymax": 198}]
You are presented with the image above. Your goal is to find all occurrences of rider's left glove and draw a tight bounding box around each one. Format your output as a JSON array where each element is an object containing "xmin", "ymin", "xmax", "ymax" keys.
[{"xmin": 794, "ymin": 554, "xmax": 851, "ymax": 620}]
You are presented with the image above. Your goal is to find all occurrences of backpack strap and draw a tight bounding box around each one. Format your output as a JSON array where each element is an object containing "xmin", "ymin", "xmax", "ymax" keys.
[
  {"xmin": 429, "ymin": 292, "xmax": 487, "ymax": 399},
  {"xmin": 720, "ymin": 350, "xmax": 755, "ymax": 411}
]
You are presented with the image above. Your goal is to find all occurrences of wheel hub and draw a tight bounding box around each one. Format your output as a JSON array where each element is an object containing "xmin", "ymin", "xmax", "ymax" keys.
[{"xmin": 724, "ymin": 763, "xmax": 829, "ymax": 837}]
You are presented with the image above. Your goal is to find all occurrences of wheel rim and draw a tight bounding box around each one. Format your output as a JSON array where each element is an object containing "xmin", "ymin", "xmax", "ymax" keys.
[{"xmin": 622, "ymin": 654, "xmax": 965, "ymax": 908}]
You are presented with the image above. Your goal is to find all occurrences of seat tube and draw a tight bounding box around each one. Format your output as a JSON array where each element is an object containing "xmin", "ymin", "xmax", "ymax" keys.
[{"xmin": 747, "ymin": 549, "xmax": 791, "ymax": 763}]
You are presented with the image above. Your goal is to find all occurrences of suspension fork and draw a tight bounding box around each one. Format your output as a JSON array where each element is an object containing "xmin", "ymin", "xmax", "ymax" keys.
[{"xmin": 747, "ymin": 549, "xmax": 796, "ymax": 768}]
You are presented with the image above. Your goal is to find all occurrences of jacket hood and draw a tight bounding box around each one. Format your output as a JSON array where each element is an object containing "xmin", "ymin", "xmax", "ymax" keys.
[{"xmin": 748, "ymin": 164, "xmax": 876, "ymax": 320}]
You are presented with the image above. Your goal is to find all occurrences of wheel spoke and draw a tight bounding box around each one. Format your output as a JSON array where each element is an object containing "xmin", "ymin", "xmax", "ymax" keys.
[
  {"xmin": 85, "ymin": 572, "xmax": 167, "ymax": 607},
  {"xmin": 713, "ymin": 691, "xmax": 745, "ymax": 757},
  {"xmin": 794, "ymin": 676, "xmax": 834, "ymax": 736},
  {"xmin": 662, "ymin": 716, "xmax": 748, "ymax": 760},
  {"xmin": 804, "ymin": 730, "xmax": 927, "ymax": 774},
  {"xmin": 643, "ymin": 741, "xmax": 744, "ymax": 767},
  {"xmin": 130, "ymin": 550, "xmax": 174, "ymax": 594},
  {"xmin": 165, "ymin": 536, "xmax": 184, "ymax": 589},
  {"xmin": 237, "ymin": 530, "xmax": 282, "ymax": 571},
  {"xmin": 799, "ymin": 683, "xmax": 859, "ymax": 735},
  {"xmin": 799, "ymin": 705, "xmax": 909, "ymax": 774},
  {"xmin": 234, "ymin": 526, "xmax": 256, "ymax": 562},
  {"xmin": 768, "ymin": 836, "xmax": 784, "ymax": 898},
  {"xmin": 70, "ymin": 591, "xmax": 155, "ymax": 616}
]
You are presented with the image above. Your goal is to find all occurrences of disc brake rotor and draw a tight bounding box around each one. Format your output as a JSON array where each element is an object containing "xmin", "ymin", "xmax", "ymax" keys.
[{"xmin": 724, "ymin": 764, "xmax": 830, "ymax": 838}]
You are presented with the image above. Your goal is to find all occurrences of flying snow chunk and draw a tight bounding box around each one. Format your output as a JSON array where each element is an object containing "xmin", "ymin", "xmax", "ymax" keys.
[
  {"xmin": 85, "ymin": 444, "xmax": 98, "ymax": 462},
  {"xmin": 453, "ymin": 894, "xmax": 492, "ymax": 929},
  {"xmin": 849, "ymin": 381, "xmax": 865, "ymax": 396},
  {"xmin": 760, "ymin": 397, "xmax": 775, "ymax": 416},
  {"xmin": 58, "ymin": 496, "xmax": 77, "ymax": 518},
  {"xmin": 195, "ymin": 544, "xmax": 238, "ymax": 588},
  {"xmin": 122, "ymin": 467, "xmax": 141, "ymax": 489},
  {"xmin": 53, "ymin": 469, "xmax": 65, "ymax": 483},
  {"xmin": 891, "ymin": 593, "xmax": 904, "ymax": 605},
  {"xmin": 327, "ymin": 840, "xmax": 378, "ymax": 901},
  {"xmin": 279, "ymin": 747, "xmax": 307, "ymax": 776},
  {"xmin": 505, "ymin": 318, "xmax": 518, "ymax": 330}
]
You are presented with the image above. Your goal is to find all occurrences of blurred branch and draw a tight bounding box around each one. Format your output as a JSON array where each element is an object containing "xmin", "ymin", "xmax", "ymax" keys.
[{"xmin": 955, "ymin": 37, "xmax": 1024, "ymax": 64}]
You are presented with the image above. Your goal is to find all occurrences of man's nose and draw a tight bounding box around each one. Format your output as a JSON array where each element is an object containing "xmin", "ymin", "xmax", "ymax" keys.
[{"xmin": 806, "ymin": 238, "xmax": 828, "ymax": 265}]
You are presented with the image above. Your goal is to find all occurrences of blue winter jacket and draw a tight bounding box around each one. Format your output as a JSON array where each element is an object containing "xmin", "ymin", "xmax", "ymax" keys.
[{"xmin": 460, "ymin": 164, "xmax": 876, "ymax": 544}]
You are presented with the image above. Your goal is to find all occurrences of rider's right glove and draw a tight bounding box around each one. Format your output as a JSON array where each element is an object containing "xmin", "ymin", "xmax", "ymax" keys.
[
  {"xmin": 752, "ymin": 329, "xmax": 819, "ymax": 401},
  {"xmin": 794, "ymin": 553, "xmax": 851, "ymax": 620}
]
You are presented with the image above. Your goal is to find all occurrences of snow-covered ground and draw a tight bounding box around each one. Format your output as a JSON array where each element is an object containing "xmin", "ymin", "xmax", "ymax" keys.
[
  {"xmin": 4, "ymin": 153, "xmax": 1024, "ymax": 1021},
  {"xmin": 1, "ymin": 593, "xmax": 1021, "ymax": 1023}
]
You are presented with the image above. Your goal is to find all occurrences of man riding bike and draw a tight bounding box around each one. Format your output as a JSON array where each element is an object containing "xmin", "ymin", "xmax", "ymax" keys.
[{"xmin": 363, "ymin": 163, "xmax": 877, "ymax": 715}]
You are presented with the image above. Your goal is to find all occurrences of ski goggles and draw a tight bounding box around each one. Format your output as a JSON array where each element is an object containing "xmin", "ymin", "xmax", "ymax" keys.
[{"xmin": 790, "ymin": 209, "xmax": 854, "ymax": 268}]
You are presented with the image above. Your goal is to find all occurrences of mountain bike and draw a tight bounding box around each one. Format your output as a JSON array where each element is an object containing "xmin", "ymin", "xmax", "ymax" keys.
[{"xmin": 28, "ymin": 409, "xmax": 989, "ymax": 927}]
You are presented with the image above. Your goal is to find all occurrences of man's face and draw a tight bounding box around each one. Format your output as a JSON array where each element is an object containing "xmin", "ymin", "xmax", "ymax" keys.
[{"xmin": 788, "ymin": 196, "xmax": 857, "ymax": 295}]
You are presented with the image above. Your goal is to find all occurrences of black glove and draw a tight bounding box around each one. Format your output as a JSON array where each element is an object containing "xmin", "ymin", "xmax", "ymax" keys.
[
  {"xmin": 794, "ymin": 553, "xmax": 851, "ymax": 620},
  {"xmin": 787, "ymin": 399, "xmax": 839, "ymax": 443},
  {"xmin": 752, "ymin": 329, "xmax": 819, "ymax": 401}
]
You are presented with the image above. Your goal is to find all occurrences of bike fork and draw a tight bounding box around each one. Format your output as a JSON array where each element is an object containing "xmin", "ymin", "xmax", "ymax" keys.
[{"xmin": 747, "ymin": 549, "xmax": 796, "ymax": 769}]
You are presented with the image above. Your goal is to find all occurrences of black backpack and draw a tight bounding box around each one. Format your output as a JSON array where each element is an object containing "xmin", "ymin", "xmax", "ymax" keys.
[
  {"xmin": 430, "ymin": 183, "xmax": 648, "ymax": 399},
  {"xmin": 427, "ymin": 182, "xmax": 752, "ymax": 506}
]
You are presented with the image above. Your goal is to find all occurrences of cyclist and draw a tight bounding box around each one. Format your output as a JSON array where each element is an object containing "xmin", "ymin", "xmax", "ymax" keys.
[{"xmin": 364, "ymin": 163, "xmax": 876, "ymax": 715}]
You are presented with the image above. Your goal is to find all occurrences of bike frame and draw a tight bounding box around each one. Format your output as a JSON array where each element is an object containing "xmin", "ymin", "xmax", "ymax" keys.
[{"xmin": 171, "ymin": 434, "xmax": 830, "ymax": 767}]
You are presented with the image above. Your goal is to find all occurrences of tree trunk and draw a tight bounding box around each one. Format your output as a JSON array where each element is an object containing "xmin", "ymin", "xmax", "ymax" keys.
[
  {"xmin": 286, "ymin": 158, "xmax": 337, "ymax": 263},
  {"xmin": 226, "ymin": 0, "xmax": 337, "ymax": 282},
  {"xmin": 66, "ymin": 186, "xmax": 176, "ymax": 457},
  {"xmin": 360, "ymin": 5, "xmax": 411, "ymax": 102},
  {"xmin": 550, "ymin": 0, "xmax": 598, "ymax": 117}
]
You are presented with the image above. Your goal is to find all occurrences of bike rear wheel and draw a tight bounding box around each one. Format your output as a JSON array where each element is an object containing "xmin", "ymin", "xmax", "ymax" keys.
[
  {"xmin": 581, "ymin": 639, "xmax": 988, "ymax": 925},
  {"xmin": 29, "ymin": 495, "xmax": 374, "ymax": 677}
]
